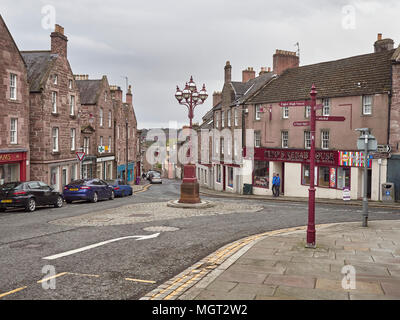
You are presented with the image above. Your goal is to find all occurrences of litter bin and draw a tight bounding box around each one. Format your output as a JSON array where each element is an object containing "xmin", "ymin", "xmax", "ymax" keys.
[
  {"xmin": 382, "ymin": 183, "xmax": 395, "ymax": 202},
  {"xmin": 243, "ymin": 184, "xmax": 253, "ymax": 195}
]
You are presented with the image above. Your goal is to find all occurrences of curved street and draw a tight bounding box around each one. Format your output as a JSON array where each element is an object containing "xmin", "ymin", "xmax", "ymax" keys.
[{"xmin": 0, "ymin": 179, "xmax": 399, "ymax": 300}]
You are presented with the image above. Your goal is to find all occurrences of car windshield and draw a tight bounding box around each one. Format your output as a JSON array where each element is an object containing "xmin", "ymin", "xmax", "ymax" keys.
[
  {"xmin": 0, "ymin": 182, "xmax": 23, "ymax": 191},
  {"xmin": 153, "ymin": 173, "xmax": 161, "ymax": 178},
  {"xmin": 69, "ymin": 179, "xmax": 87, "ymax": 186}
]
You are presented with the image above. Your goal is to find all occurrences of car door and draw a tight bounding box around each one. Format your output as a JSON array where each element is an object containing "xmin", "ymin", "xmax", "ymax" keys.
[
  {"xmin": 100, "ymin": 180, "xmax": 111, "ymax": 198},
  {"xmin": 90, "ymin": 179, "xmax": 102, "ymax": 199},
  {"xmin": 39, "ymin": 181, "xmax": 57, "ymax": 205},
  {"xmin": 27, "ymin": 182, "xmax": 44, "ymax": 205}
]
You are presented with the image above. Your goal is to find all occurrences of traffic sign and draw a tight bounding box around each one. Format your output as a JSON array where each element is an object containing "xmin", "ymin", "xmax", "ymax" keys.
[
  {"xmin": 376, "ymin": 145, "xmax": 392, "ymax": 153},
  {"xmin": 280, "ymin": 101, "xmax": 308, "ymax": 107},
  {"xmin": 76, "ymin": 151, "xmax": 85, "ymax": 161},
  {"xmin": 98, "ymin": 146, "xmax": 105, "ymax": 153},
  {"xmin": 293, "ymin": 121, "xmax": 310, "ymax": 127},
  {"xmin": 316, "ymin": 116, "xmax": 346, "ymax": 122}
]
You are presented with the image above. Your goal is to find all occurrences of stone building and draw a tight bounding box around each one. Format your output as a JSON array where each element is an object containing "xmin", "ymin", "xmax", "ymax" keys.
[
  {"xmin": 75, "ymin": 75, "xmax": 115, "ymax": 180},
  {"xmin": 0, "ymin": 15, "xmax": 30, "ymax": 184},
  {"xmin": 110, "ymin": 85, "xmax": 138, "ymax": 183},
  {"xmin": 21, "ymin": 25, "xmax": 81, "ymax": 192}
]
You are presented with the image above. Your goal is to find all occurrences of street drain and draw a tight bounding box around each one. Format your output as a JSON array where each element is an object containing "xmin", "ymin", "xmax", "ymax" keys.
[{"xmin": 143, "ymin": 226, "xmax": 180, "ymax": 232}]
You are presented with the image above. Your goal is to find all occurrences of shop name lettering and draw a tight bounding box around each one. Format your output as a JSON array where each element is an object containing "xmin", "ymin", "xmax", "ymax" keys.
[
  {"xmin": 0, "ymin": 154, "xmax": 12, "ymax": 161},
  {"xmin": 263, "ymin": 150, "xmax": 336, "ymax": 164}
]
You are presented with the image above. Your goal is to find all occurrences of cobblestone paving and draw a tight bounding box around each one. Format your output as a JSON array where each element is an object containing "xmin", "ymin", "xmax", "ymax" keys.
[{"xmin": 49, "ymin": 201, "xmax": 264, "ymax": 227}]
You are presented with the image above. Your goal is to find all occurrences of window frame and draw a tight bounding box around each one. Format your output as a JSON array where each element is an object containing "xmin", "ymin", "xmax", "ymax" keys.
[
  {"xmin": 322, "ymin": 98, "xmax": 330, "ymax": 116},
  {"xmin": 52, "ymin": 127, "xmax": 59, "ymax": 152},
  {"xmin": 281, "ymin": 131, "xmax": 289, "ymax": 149},
  {"xmin": 282, "ymin": 106, "xmax": 289, "ymax": 119},
  {"xmin": 10, "ymin": 73, "xmax": 17, "ymax": 100},
  {"xmin": 51, "ymin": 91, "xmax": 57, "ymax": 113},
  {"xmin": 69, "ymin": 95, "xmax": 75, "ymax": 116},
  {"xmin": 321, "ymin": 130, "xmax": 330, "ymax": 150},
  {"xmin": 304, "ymin": 131, "xmax": 311, "ymax": 149},
  {"xmin": 362, "ymin": 95, "xmax": 373, "ymax": 115},
  {"xmin": 255, "ymin": 105, "xmax": 261, "ymax": 120},
  {"xmin": 10, "ymin": 118, "xmax": 18, "ymax": 144},
  {"xmin": 254, "ymin": 131, "xmax": 261, "ymax": 148},
  {"xmin": 70, "ymin": 128, "xmax": 76, "ymax": 151}
]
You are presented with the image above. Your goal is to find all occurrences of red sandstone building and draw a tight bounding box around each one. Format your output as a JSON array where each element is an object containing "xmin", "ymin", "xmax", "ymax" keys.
[
  {"xmin": 20, "ymin": 25, "xmax": 82, "ymax": 192},
  {"xmin": 0, "ymin": 15, "xmax": 30, "ymax": 184},
  {"xmin": 75, "ymin": 75, "xmax": 115, "ymax": 180}
]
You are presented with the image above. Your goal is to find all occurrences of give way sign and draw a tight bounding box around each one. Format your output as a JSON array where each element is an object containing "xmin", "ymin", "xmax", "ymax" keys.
[{"xmin": 76, "ymin": 151, "xmax": 86, "ymax": 161}]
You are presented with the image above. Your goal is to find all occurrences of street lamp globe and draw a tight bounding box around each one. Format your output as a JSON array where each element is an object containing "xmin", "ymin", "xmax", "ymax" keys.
[
  {"xmin": 175, "ymin": 86, "xmax": 183, "ymax": 102},
  {"xmin": 182, "ymin": 84, "xmax": 191, "ymax": 100},
  {"xmin": 188, "ymin": 76, "xmax": 197, "ymax": 92},
  {"xmin": 192, "ymin": 90, "xmax": 199, "ymax": 103},
  {"xmin": 199, "ymin": 84, "xmax": 208, "ymax": 101}
]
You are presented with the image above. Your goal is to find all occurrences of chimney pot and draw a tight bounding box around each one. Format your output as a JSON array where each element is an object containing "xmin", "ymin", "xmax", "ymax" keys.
[{"xmin": 378, "ymin": 33, "xmax": 382, "ymax": 41}]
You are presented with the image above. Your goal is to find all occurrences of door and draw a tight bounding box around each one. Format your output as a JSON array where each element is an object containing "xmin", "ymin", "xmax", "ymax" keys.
[
  {"xmin": 222, "ymin": 166, "xmax": 226, "ymax": 191},
  {"xmin": 367, "ymin": 169, "xmax": 372, "ymax": 199},
  {"xmin": 281, "ymin": 163, "xmax": 285, "ymax": 195},
  {"xmin": 62, "ymin": 168, "xmax": 67, "ymax": 189},
  {"xmin": 39, "ymin": 181, "xmax": 57, "ymax": 205},
  {"xmin": 27, "ymin": 181, "xmax": 44, "ymax": 205}
]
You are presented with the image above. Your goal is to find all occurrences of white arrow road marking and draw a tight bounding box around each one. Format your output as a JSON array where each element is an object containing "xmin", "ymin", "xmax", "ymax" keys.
[{"xmin": 42, "ymin": 233, "xmax": 160, "ymax": 260}]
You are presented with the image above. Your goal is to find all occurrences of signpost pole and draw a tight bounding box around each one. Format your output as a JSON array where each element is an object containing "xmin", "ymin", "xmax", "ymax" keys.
[
  {"xmin": 362, "ymin": 134, "xmax": 369, "ymax": 227},
  {"xmin": 306, "ymin": 85, "xmax": 317, "ymax": 249}
]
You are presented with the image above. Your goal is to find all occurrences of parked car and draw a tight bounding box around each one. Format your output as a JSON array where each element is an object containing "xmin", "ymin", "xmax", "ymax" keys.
[
  {"xmin": 63, "ymin": 179, "xmax": 115, "ymax": 204},
  {"xmin": 146, "ymin": 170, "xmax": 160, "ymax": 181},
  {"xmin": 106, "ymin": 179, "xmax": 133, "ymax": 197},
  {"xmin": 149, "ymin": 172, "xmax": 162, "ymax": 184},
  {"xmin": 0, "ymin": 181, "xmax": 64, "ymax": 213}
]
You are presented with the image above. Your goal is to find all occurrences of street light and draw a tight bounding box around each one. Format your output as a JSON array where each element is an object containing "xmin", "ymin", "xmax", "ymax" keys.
[{"xmin": 175, "ymin": 76, "xmax": 208, "ymax": 204}]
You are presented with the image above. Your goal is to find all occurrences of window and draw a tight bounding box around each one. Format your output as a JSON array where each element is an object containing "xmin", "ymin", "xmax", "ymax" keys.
[
  {"xmin": 215, "ymin": 138, "xmax": 219, "ymax": 154},
  {"xmin": 10, "ymin": 74, "xmax": 17, "ymax": 100},
  {"xmin": 117, "ymin": 126, "xmax": 120, "ymax": 139},
  {"xmin": 281, "ymin": 131, "xmax": 289, "ymax": 148},
  {"xmin": 255, "ymin": 105, "xmax": 261, "ymax": 120},
  {"xmin": 318, "ymin": 166, "xmax": 331, "ymax": 187},
  {"xmin": 108, "ymin": 111, "xmax": 112, "ymax": 128},
  {"xmin": 70, "ymin": 128, "xmax": 76, "ymax": 151},
  {"xmin": 304, "ymin": 131, "xmax": 311, "ymax": 149},
  {"xmin": 69, "ymin": 95, "xmax": 75, "ymax": 116},
  {"xmin": 108, "ymin": 136, "xmax": 112, "ymax": 153},
  {"xmin": 84, "ymin": 137, "xmax": 90, "ymax": 154},
  {"xmin": 362, "ymin": 95, "xmax": 373, "ymax": 115},
  {"xmin": 100, "ymin": 136, "xmax": 103, "ymax": 147},
  {"xmin": 221, "ymin": 111, "xmax": 225, "ymax": 128},
  {"xmin": 228, "ymin": 167, "xmax": 234, "ymax": 188},
  {"xmin": 305, "ymin": 105, "xmax": 311, "ymax": 119},
  {"xmin": 227, "ymin": 138, "xmax": 231, "ymax": 155},
  {"xmin": 53, "ymin": 74, "xmax": 58, "ymax": 85},
  {"xmin": 337, "ymin": 167, "xmax": 351, "ymax": 189},
  {"xmin": 10, "ymin": 118, "xmax": 18, "ymax": 144},
  {"xmin": 227, "ymin": 110, "xmax": 231, "ymax": 127},
  {"xmin": 52, "ymin": 91, "xmax": 57, "ymax": 113},
  {"xmin": 283, "ymin": 106, "xmax": 289, "ymax": 119},
  {"xmin": 254, "ymin": 161, "xmax": 269, "ymax": 189},
  {"xmin": 104, "ymin": 92, "xmax": 107, "ymax": 102},
  {"xmin": 234, "ymin": 108, "xmax": 239, "ymax": 126},
  {"xmin": 215, "ymin": 112, "xmax": 219, "ymax": 128},
  {"xmin": 52, "ymin": 127, "xmax": 59, "ymax": 152},
  {"xmin": 302, "ymin": 165, "xmax": 311, "ymax": 185},
  {"xmin": 221, "ymin": 138, "xmax": 224, "ymax": 155},
  {"xmin": 321, "ymin": 130, "xmax": 330, "ymax": 150},
  {"xmin": 99, "ymin": 108, "xmax": 103, "ymax": 126},
  {"xmin": 69, "ymin": 79, "xmax": 73, "ymax": 89},
  {"xmin": 322, "ymin": 98, "xmax": 330, "ymax": 116},
  {"xmin": 71, "ymin": 164, "xmax": 77, "ymax": 182},
  {"xmin": 255, "ymin": 131, "xmax": 261, "ymax": 147},
  {"xmin": 234, "ymin": 138, "xmax": 238, "ymax": 157},
  {"xmin": 216, "ymin": 165, "xmax": 221, "ymax": 183}
]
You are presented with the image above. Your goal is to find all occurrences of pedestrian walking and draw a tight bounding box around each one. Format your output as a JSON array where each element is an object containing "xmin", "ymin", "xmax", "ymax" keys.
[
  {"xmin": 272, "ymin": 173, "xmax": 277, "ymax": 197},
  {"xmin": 275, "ymin": 174, "xmax": 281, "ymax": 197}
]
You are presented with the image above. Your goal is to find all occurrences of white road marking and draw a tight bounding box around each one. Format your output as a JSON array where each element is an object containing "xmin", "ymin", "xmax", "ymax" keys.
[{"xmin": 42, "ymin": 233, "xmax": 160, "ymax": 260}]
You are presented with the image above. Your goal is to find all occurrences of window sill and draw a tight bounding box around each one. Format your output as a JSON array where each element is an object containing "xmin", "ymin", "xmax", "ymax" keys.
[{"xmin": 51, "ymin": 112, "xmax": 59, "ymax": 117}]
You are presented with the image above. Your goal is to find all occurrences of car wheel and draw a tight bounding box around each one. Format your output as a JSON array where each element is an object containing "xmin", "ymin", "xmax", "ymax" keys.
[
  {"xmin": 25, "ymin": 198, "xmax": 36, "ymax": 212},
  {"xmin": 54, "ymin": 196, "xmax": 63, "ymax": 208},
  {"xmin": 91, "ymin": 192, "xmax": 98, "ymax": 203},
  {"xmin": 110, "ymin": 190, "xmax": 115, "ymax": 200}
]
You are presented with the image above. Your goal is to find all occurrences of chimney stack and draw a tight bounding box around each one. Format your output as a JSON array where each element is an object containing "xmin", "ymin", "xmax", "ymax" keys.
[
  {"xmin": 213, "ymin": 91, "xmax": 222, "ymax": 107},
  {"xmin": 273, "ymin": 49, "xmax": 299, "ymax": 75},
  {"xmin": 259, "ymin": 67, "xmax": 271, "ymax": 76},
  {"xmin": 126, "ymin": 85, "xmax": 133, "ymax": 105},
  {"xmin": 74, "ymin": 74, "xmax": 89, "ymax": 80},
  {"xmin": 374, "ymin": 33, "xmax": 394, "ymax": 53},
  {"xmin": 242, "ymin": 67, "xmax": 256, "ymax": 83},
  {"xmin": 224, "ymin": 61, "xmax": 232, "ymax": 83},
  {"xmin": 51, "ymin": 24, "xmax": 68, "ymax": 58},
  {"xmin": 110, "ymin": 85, "xmax": 123, "ymax": 102}
]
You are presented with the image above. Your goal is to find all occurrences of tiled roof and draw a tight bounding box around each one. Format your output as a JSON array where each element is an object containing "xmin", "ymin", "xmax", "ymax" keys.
[
  {"xmin": 248, "ymin": 49, "xmax": 395, "ymax": 104},
  {"xmin": 232, "ymin": 72, "xmax": 275, "ymax": 105},
  {"xmin": 76, "ymin": 79, "xmax": 103, "ymax": 105},
  {"xmin": 21, "ymin": 51, "xmax": 57, "ymax": 92}
]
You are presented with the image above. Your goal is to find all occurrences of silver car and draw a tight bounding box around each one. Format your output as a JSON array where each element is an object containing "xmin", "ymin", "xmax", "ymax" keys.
[{"xmin": 149, "ymin": 173, "xmax": 162, "ymax": 184}]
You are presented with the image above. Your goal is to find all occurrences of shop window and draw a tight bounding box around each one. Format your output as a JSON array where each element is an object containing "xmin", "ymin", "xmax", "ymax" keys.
[
  {"xmin": 0, "ymin": 163, "xmax": 20, "ymax": 184},
  {"xmin": 216, "ymin": 165, "xmax": 221, "ymax": 183},
  {"xmin": 253, "ymin": 161, "xmax": 269, "ymax": 189},
  {"xmin": 50, "ymin": 167, "xmax": 58, "ymax": 189},
  {"xmin": 302, "ymin": 165, "xmax": 311, "ymax": 185},
  {"xmin": 337, "ymin": 167, "xmax": 351, "ymax": 189},
  {"xmin": 228, "ymin": 167, "xmax": 234, "ymax": 188},
  {"xmin": 318, "ymin": 166, "xmax": 331, "ymax": 187}
]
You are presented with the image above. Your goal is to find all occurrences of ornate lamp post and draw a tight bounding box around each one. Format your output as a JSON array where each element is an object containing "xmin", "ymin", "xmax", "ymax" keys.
[{"xmin": 175, "ymin": 76, "xmax": 208, "ymax": 203}]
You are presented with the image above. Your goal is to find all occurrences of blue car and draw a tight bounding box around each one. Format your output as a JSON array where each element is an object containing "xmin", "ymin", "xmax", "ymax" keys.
[
  {"xmin": 63, "ymin": 179, "xmax": 115, "ymax": 204},
  {"xmin": 106, "ymin": 179, "xmax": 133, "ymax": 197}
]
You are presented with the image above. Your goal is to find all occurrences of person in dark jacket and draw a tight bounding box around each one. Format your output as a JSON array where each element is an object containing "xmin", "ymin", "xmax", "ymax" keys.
[{"xmin": 275, "ymin": 174, "xmax": 281, "ymax": 197}]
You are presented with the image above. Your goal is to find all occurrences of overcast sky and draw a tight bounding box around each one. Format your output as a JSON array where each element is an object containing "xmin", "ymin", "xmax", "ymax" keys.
[{"xmin": 2, "ymin": 0, "xmax": 400, "ymax": 129}]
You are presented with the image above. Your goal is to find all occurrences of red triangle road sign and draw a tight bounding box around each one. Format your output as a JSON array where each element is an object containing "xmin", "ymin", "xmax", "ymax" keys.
[{"xmin": 76, "ymin": 151, "xmax": 86, "ymax": 161}]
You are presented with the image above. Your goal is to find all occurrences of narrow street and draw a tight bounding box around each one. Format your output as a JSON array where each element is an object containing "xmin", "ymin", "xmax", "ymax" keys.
[{"xmin": 0, "ymin": 179, "xmax": 399, "ymax": 300}]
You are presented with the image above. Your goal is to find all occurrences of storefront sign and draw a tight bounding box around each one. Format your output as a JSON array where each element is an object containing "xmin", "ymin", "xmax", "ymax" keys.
[
  {"xmin": 343, "ymin": 188, "xmax": 351, "ymax": 201},
  {"xmin": 338, "ymin": 151, "xmax": 372, "ymax": 168},
  {"xmin": 254, "ymin": 148, "xmax": 338, "ymax": 166},
  {"xmin": 0, "ymin": 152, "xmax": 26, "ymax": 163}
]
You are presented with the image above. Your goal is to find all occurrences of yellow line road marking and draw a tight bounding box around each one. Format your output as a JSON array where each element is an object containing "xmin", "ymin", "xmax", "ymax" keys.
[
  {"xmin": 37, "ymin": 272, "xmax": 69, "ymax": 284},
  {"xmin": 68, "ymin": 272, "xmax": 100, "ymax": 278},
  {"xmin": 125, "ymin": 278, "xmax": 156, "ymax": 284},
  {"xmin": 0, "ymin": 286, "xmax": 28, "ymax": 299}
]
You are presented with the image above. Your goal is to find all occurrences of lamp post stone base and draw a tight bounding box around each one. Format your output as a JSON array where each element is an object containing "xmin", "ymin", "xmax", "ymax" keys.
[{"xmin": 179, "ymin": 164, "xmax": 201, "ymax": 204}]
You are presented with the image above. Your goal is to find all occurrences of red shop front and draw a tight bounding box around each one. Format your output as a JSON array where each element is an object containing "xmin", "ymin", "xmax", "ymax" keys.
[{"xmin": 0, "ymin": 151, "xmax": 27, "ymax": 184}]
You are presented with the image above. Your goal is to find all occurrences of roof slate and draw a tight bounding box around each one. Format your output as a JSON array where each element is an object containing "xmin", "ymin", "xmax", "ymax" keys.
[
  {"xmin": 20, "ymin": 51, "xmax": 57, "ymax": 92},
  {"xmin": 76, "ymin": 79, "xmax": 103, "ymax": 105},
  {"xmin": 248, "ymin": 49, "xmax": 395, "ymax": 104}
]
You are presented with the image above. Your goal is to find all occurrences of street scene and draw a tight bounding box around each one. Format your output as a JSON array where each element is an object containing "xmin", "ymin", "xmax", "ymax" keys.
[{"xmin": 1, "ymin": 0, "xmax": 400, "ymax": 307}]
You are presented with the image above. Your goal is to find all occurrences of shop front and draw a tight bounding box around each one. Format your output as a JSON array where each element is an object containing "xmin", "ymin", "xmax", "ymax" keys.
[
  {"xmin": 0, "ymin": 151, "xmax": 28, "ymax": 185},
  {"xmin": 117, "ymin": 162, "xmax": 135, "ymax": 183}
]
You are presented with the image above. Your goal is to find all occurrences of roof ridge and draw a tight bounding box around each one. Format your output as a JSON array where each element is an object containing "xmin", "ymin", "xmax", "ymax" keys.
[{"xmin": 20, "ymin": 50, "xmax": 51, "ymax": 53}]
